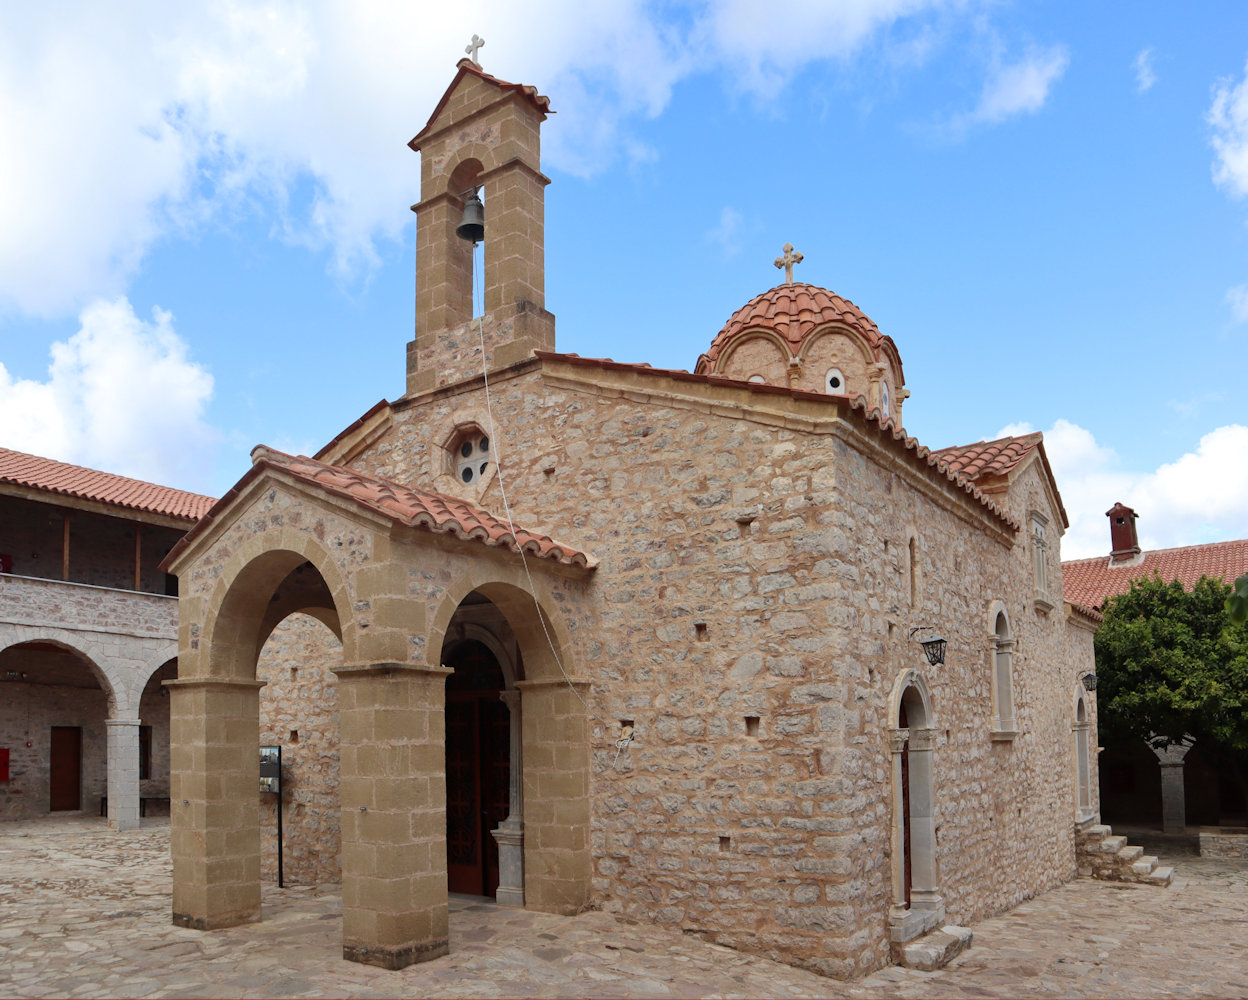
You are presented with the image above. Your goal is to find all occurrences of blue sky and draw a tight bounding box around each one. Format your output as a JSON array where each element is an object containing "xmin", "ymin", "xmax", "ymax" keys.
[{"xmin": 2, "ymin": 1, "xmax": 1247, "ymax": 559}]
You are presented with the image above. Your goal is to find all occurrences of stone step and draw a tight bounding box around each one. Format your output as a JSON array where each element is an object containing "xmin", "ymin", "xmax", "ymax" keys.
[
  {"xmin": 1116, "ymin": 844, "xmax": 1144, "ymax": 863},
  {"xmin": 1101, "ymin": 835, "xmax": 1127, "ymax": 854},
  {"xmin": 1080, "ymin": 823, "xmax": 1112, "ymax": 843},
  {"xmin": 1132, "ymin": 855, "xmax": 1159, "ymax": 876},
  {"xmin": 1144, "ymin": 865, "xmax": 1174, "ymax": 886},
  {"xmin": 899, "ymin": 925, "xmax": 973, "ymax": 972}
]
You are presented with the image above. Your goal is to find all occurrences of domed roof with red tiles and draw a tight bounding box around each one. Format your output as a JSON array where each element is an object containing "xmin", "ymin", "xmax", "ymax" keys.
[{"xmin": 701, "ymin": 282, "xmax": 889, "ymax": 366}]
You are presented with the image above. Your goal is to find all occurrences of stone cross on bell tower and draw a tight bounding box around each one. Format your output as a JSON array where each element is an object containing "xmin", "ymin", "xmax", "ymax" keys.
[{"xmin": 404, "ymin": 60, "xmax": 556, "ymax": 396}]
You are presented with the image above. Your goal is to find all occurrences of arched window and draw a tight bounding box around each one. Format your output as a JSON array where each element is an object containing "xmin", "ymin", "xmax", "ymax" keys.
[
  {"xmin": 991, "ymin": 608, "xmax": 1016, "ymax": 738},
  {"xmin": 1074, "ymin": 693, "xmax": 1093, "ymax": 819},
  {"xmin": 825, "ymin": 367, "xmax": 846, "ymax": 393}
]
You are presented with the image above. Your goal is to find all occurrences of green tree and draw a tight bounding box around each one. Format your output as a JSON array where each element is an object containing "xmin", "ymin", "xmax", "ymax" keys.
[
  {"xmin": 1095, "ymin": 574, "xmax": 1248, "ymax": 752},
  {"xmin": 1228, "ymin": 572, "xmax": 1248, "ymax": 625}
]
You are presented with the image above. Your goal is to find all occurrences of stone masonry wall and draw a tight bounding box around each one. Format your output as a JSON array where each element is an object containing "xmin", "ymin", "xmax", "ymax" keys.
[
  {"xmin": 257, "ymin": 613, "xmax": 343, "ymax": 885},
  {"xmin": 340, "ymin": 362, "xmax": 1094, "ymax": 978}
]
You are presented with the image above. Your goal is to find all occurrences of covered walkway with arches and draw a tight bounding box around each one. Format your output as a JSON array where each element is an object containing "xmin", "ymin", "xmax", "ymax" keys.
[{"xmin": 161, "ymin": 446, "xmax": 595, "ymax": 969}]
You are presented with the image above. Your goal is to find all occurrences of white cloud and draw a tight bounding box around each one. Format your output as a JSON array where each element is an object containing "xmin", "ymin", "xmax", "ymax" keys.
[
  {"xmin": 1209, "ymin": 58, "xmax": 1248, "ymax": 197},
  {"xmin": 962, "ymin": 46, "xmax": 1070, "ymax": 127},
  {"xmin": 0, "ymin": 297, "xmax": 218, "ymax": 492},
  {"xmin": 1227, "ymin": 284, "xmax": 1248, "ymax": 322},
  {"xmin": 707, "ymin": 206, "xmax": 746, "ymax": 256},
  {"xmin": 1134, "ymin": 47, "xmax": 1156, "ymax": 93},
  {"xmin": 997, "ymin": 419, "xmax": 1248, "ymax": 559},
  {"xmin": 0, "ymin": 0, "xmax": 1027, "ymax": 318}
]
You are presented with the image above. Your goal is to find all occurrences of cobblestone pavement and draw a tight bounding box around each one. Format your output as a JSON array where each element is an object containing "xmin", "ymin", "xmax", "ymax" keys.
[{"xmin": 2, "ymin": 817, "xmax": 1247, "ymax": 998}]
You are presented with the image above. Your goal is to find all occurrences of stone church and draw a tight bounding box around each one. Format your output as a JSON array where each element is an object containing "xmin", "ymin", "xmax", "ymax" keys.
[{"xmin": 161, "ymin": 58, "xmax": 1104, "ymax": 978}]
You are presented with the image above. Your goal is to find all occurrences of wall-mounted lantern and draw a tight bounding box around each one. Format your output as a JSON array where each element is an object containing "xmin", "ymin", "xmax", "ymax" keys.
[
  {"xmin": 1082, "ymin": 673, "xmax": 1098, "ymax": 692},
  {"xmin": 909, "ymin": 626, "xmax": 947, "ymax": 667}
]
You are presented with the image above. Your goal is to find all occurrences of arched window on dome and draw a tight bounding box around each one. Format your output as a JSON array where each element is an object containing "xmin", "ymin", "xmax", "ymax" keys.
[
  {"xmin": 825, "ymin": 368, "xmax": 847, "ymax": 394},
  {"xmin": 880, "ymin": 381, "xmax": 891, "ymax": 418}
]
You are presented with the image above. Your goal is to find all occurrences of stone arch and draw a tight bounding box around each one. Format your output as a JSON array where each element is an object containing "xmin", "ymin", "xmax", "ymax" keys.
[
  {"xmin": 199, "ymin": 537, "xmax": 352, "ymax": 682},
  {"xmin": 887, "ymin": 668, "xmax": 943, "ymax": 944},
  {"xmin": 715, "ymin": 329, "xmax": 791, "ymax": 384},
  {"xmin": 429, "ymin": 569, "xmax": 589, "ymax": 915},
  {"xmin": 987, "ymin": 601, "xmax": 1016, "ymax": 736},
  {"xmin": 0, "ymin": 634, "xmax": 119, "ymax": 715},
  {"xmin": 428, "ymin": 570, "xmax": 576, "ymax": 685},
  {"xmin": 798, "ymin": 323, "xmax": 876, "ymax": 395}
]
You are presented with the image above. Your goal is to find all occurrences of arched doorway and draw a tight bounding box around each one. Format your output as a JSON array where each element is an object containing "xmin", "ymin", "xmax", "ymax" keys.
[
  {"xmin": 888, "ymin": 670, "xmax": 943, "ymax": 944},
  {"xmin": 444, "ymin": 639, "xmax": 510, "ymax": 896}
]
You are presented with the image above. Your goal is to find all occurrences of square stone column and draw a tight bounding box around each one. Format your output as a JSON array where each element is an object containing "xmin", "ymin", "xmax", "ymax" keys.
[
  {"xmin": 334, "ymin": 662, "xmax": 452, "ymax": 970},
  {"xmin": 516, "ymin": 677, "xmax": 591, "ymax": 915},
  {"xmin": 106, "ymin": 718, "xmax": 142, "ymax": 832},
  {"xmin": 166, "ymin": 677, "xmax": 265, "ymax": 930},
  {"xmin": 1152, "ymin": 739, "xmax": 1194, "ymax": 834}
]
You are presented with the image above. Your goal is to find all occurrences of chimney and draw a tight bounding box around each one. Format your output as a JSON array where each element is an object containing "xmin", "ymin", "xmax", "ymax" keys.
[{"xmin": 1106, "ymin": 502, "xmax": 1140, "ymax": 563}]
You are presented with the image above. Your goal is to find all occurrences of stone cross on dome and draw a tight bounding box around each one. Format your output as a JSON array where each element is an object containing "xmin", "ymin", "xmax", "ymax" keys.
[
  {"xmin": 774, "ymin": 242, "xmax": 804, "ymax": 284},
  {"xmin": 465, "ymin": 34, "xmax": 485, "ymax": 66}
]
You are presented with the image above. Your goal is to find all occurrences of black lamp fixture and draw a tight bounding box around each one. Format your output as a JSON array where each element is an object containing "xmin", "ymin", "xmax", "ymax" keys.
[
  {"xmin": 1082, "ymin": 673, "xmax": 1098, "ymax": 692},
  {"xmin": 909, "ymin": 626, "xmax": 947, "ymax": 667}
]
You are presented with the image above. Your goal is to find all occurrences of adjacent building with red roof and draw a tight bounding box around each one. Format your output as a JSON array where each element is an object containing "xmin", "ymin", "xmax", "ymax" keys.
[{"xmin": 0, "ymin": 448, "xmax": 215, "ymax": 828}]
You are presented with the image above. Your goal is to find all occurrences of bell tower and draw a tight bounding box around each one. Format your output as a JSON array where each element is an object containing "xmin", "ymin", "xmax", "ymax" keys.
[{"xmin": 405, "ymin": 59, "xmax": 556, "ymax": 395}]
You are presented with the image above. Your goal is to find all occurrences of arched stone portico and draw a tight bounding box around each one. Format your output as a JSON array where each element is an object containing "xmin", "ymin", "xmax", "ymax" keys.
[{"xmin": 162, "ymin": 453, "xmax": 593, "ymax": 969}]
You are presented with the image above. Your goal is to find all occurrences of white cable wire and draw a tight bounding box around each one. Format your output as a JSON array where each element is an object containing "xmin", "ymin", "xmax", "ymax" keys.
[{"xmin": 470, "ymin": 241, "xmax": 612, "ymax": 739}]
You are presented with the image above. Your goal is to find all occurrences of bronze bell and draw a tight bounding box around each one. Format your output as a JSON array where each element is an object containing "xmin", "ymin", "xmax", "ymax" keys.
[{"xmin": 456, "ymin": 188, "xmax": 485, "ymax": 243}]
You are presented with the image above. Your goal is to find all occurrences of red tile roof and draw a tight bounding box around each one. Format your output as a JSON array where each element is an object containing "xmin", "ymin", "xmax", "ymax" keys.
[
  {"xmin": 1062, "ymin": 538, "xmax": 1248, "ymax": 609},
  {"xmin": 167, "ymin": 446, "xmax": 592, "ymax": 570},
  {"xmin": 410, "ymin": 59, "xmax": 551, "ymax": 150},
  {"xmin": 933, "ymin": 433, "xmax": 1044, "ymax": 480},
  {"xmin": 533, "ymin": 351, "xmax": 1019, "ymax": 532},
  {"xmin": 0, "ymin": 446, "xmax": 216, "ymax": 521},
  {"xmin": 698, "ymin": 282, "xmax": 905, "ymax": 385}
]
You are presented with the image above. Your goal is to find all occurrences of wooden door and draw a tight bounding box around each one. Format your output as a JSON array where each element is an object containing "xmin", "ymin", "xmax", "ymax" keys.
[
  {"xmin": 445, "ymin": 641, "xmax": 509, "ymax": 896},
  {"xmin": 49, "ymin": 726, "xmax": 82, "ymax": 811}
]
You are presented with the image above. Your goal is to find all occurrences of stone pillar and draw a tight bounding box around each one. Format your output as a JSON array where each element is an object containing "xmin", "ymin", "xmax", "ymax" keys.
[
  {"xmin": 516, "ymin": 677, "xmax": 591, "ymax": 914},
  {"xmin": 334, "ymin": 662, "xmax": 451, "ymax": 970},
  {"xmin": 106, "ymin": 717, "xmax": 142, "ymax": 832},
  {"xmin": 167, "ymin": 677, "xmax": 265, "ymax": 931},
  {"xmin": 491, "ymin": 687, "xmax": 524, "ymax": 907},
  {"xmin": 907, "ymin": 728, "xmax": 941, "ymax": 913},
  {"xmin": 1152, "ymin": 739, "xmax": 1193, "ymax": 834},
  {"xmin": 888, "ymin": 726, "xmax": 944, "ymax": 944}
]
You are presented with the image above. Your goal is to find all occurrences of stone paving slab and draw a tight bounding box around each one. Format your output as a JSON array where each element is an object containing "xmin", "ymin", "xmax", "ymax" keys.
[{"xmin": 2, "ymin": 817, "xmax": 1247, "ymax": 998}]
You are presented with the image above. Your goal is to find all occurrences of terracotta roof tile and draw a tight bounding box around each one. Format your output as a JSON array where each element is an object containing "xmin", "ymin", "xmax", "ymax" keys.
[
  {"xmin": 169, "ymin": 446, "xmax": 591, "ymax": 570},
  {"xmin": 932, "ymin": 433, "xmax": 1044, "ymax": 481},
  {"xmin": 699, "ymin": 283, "xmax": 904, "ymax": 385},
  {"xmin": 0, "ymin": 447, "xmax": 215, "ymax": 521},
  {"xmin": 1062, "ymin": 538, "xmax": 1248, "ymax": 609}
]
